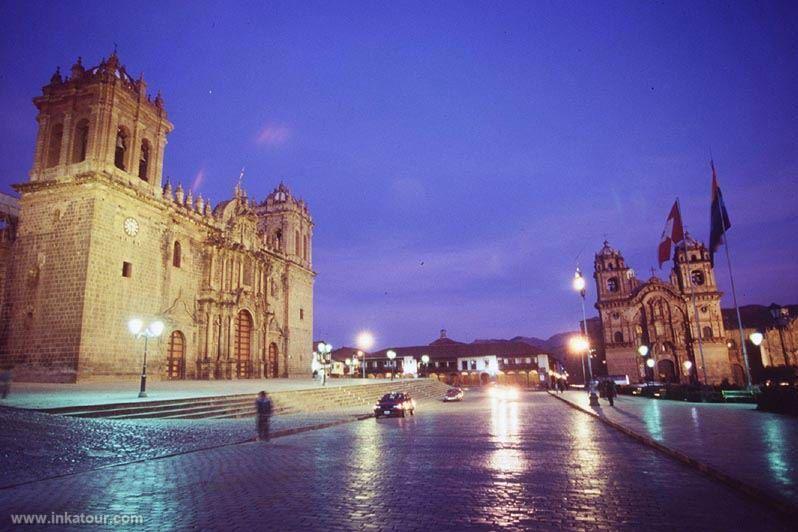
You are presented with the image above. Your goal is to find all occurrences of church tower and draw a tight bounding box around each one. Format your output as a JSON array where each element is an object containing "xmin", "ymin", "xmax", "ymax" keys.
[
  {"xmin": 593, "ymin": 241, "xmax": 637, "ymax": 301},
  {"xmin": 1, "ymin": 53, "xmax": 174, "ymax": 381},
  {"xmin": 671, "ymin": 234, "xmax": 731, "ymax": 382},
  {"xmin": 29, "ymin": 52, "xmax": 173, "ymax": 193}
]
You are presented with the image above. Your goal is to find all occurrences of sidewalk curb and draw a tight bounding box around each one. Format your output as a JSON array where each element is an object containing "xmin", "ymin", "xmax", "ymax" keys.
[
  {"xmin": 547, "ymin": 391, "xmax": 798, "ymax": 520},
  {"xmin": 0, "ymin": 413, "xmax": 374, "ymax": 491}
]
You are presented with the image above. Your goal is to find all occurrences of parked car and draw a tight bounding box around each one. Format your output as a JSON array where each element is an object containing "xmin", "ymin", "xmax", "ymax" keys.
[
  {"xmin": 374, "ymin": 392, "xmax": 416, "ymax": 418},
  {"xmin": 443, "ymin": 387, "xmax": 464, "ymax": 402}
]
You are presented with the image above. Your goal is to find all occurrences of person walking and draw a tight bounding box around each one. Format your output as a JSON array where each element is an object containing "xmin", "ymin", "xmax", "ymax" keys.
[
  {"xmin": 0, "ymin": 365, "xmax": 13, "ymax": 399},
  {"xmin": 605, "ymin": 379, "xmax": 617, "ymax": 407},
  {"xmin": 255, "ymin": 391, "xmax": 273, "ymax": 441}
]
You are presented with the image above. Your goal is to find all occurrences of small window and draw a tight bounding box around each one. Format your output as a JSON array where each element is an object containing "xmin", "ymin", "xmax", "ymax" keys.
[
  {"xmin": 614, "ymin": 331, "xmax": 624, "ymax": 343},
  {"xmin": 122, "ymin": 262, "xmax": 132, "ymax": 277},
  {"xmin": 525, "ymin": 357, "xmax": 532, "ymax": 364},
  {"xmin": 470, "ymin": 360, "xmax": 477, "ymax": 370},
  {"xmin": 173, "ymin": 241, "xmax": 181, "ymax": 268},
  {"xmin": 607, "ymin": 277, "xmax": 619, "ymax": 292},
  {"xmin": 484, "ymin": 358, "xmax": 490, "ymax": 368},
  {"xmin": 691, "ymin": 270, "xmax": 705, "ymax": 286},
  {"xmin": 461, "ymin": 361, "xmax": 468, "ymax": 370},
  {"xmin": 299, "ymin": 308, "xmax": 304, "ymax": 320},
  {"xmin": 514, "ymin": 357, "xmax": 522, "ymax": 364},
  {"xmin": 702, "ymin": 326, "xmax": 712, "ymax": 340}
]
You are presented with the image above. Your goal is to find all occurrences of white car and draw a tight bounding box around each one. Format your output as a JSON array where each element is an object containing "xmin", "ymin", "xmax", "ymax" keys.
[{"xmin": 443, "ymin": 387, "xmax": 464, "ymax": 402}]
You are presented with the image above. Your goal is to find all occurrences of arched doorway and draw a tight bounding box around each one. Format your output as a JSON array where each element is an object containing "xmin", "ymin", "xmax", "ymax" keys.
[
  {"xmin": 267, "ymin": 342, "xmax": 279, "ymax": 378},
  {"xmin": 234, "ymin": 310, "xmax": 253, "ymax": 378},
  {"xmin": 166, "ymin": 330, "xmax": 185, "ymax": 379},
  {"xmin": 480, "ymin": 372, "xmax": 490, "ymax": 385},
  {"xmin": 657, "ymin": 359, "xmax": 677, "ymax": 383}
]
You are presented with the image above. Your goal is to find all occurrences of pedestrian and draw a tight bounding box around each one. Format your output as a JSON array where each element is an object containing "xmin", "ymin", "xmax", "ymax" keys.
[
  {"xmin": 558, "ymin": 378, "xmax": 566, "ymax": 394},
  {"xmin": 255, "ymin": 391, "xmax": 273, "ymax": 441},
  {"xmin": 0, "ymin": 364, "xmax": 12, "ymax": 399},
  {"xmin": 606, "ymin": 379, "xmax": 617, "ymax": 407}
]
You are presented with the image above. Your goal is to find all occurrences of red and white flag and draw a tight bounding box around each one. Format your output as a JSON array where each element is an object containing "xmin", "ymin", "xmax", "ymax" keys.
[{"xmin": 657, "ymin": 200, "xmax": 685, "ymax": 267}]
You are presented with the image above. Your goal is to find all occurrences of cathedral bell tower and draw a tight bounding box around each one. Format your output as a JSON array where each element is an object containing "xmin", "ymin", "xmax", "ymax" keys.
[
  {"xmin": 670, "ymin": 233, "xmax": 718, "ymax": 295},
  {"xmin": 29, "ymin": 52, "xmax": 173, "ymax": 194},
  {"xmin": 256, "ymin": 183, "xmax": 313, "ymax": 269},
  {"xmin": 593, "ymin": 241, "xmax": 636, "ymax": 302}
]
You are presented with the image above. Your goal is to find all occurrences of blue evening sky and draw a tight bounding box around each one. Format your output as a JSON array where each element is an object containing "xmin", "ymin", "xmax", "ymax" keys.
[{"xmin": 0, "ymin": 1, "xmax": 795, "ymax": 349}]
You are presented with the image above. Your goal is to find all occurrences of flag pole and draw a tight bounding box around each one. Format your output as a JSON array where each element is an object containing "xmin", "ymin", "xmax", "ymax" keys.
[
  {"xmin": 677, "ymin": 198, "xmax": 708, "ymax": 385},
  {"xmin": 714, "ymin": 171, "xmax": 753, "ymax": 389}
]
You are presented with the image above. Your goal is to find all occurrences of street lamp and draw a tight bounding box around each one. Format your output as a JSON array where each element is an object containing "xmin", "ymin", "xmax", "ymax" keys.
[
  {"xmin": 387, "ymin": 350, "xmax": 397, "ymax": 381},
  {"xmin": 128, "ymin": 318, "xmax": 165, "ymax": 398},
  {"xmin": 638, "ymin": 344, "xmax": 653, "ymax": 382},
  {"xmin": 357, "ymin": 332, "xmax": 375, "ymax": 379},
  {"xmin": 573, "ymin": 267, "xmax": 594, "ymax": 390},
  {"xmin": 421, "ymin": 354, "xmax": 430, "ymax": 377},
  {"xmin": 317, "ymin": 342, "xmax": 333, "ymax": 385},
  {"xmin": 569, "ymin": 335, "xmax": 598, "ymax": 406},
  {"xmin": 749, "ymin": 331, "xmax": 764, "ymax": 347},
  {"xmin": 357, "ymin": 350, "xmax": 365, "ymax": 378}
]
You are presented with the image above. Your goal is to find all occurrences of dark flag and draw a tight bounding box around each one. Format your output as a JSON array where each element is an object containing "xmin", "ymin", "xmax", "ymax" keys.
[
  {"xmin": 658, "ymin": 200, "xmax": 684, "ymax": 268},
  {"xmin": 709, "ymin": 160, "xmax": 731, "ymax": 264}
]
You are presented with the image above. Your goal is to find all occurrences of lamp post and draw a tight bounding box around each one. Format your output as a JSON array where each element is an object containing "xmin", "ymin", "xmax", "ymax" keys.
[
  {"xmin": 573, "ymin": 268, "xmax": 593, "ymax": 386},
  {"xmin": 638, "ymin": 345, "xmax": 652, "ymax": 382},
  {"xmin": 421, "ymin": 354, "xmax": 430, "ymax": 377},
  {"xmin": 769, "ymin": 303, "xmax": 791, "ymax": 367},
  {"xmin": 128, "ymin": 318, "xmax": 165, "ymax": 398},
  {"xmin": 317, "ymin": 342, "xmax": 332, "ymax": 385},
  {"xmin": 569, "ymin": 335, "xmax": 599, "ymax": 406},
  {"xmin": 357, "ymin": 350, "xmax": 365, "ymax": 378},
  {"xmin": 356, "ymin": 332, "xmax": 375, "ymax": 379},
  {"xmin": 387, "ymin": 350, "xmax": 396, "ymax": 381}
]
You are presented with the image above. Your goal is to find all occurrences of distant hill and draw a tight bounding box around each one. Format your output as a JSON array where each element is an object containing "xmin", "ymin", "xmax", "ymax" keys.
[{"xmin": 473, "ymin": 333, "xmax": 578, "ymax": 354}]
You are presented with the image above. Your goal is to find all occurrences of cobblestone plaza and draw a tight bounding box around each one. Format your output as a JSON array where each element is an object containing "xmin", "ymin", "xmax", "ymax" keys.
[{"xmin": 1, "ymin": 390, "xmax": 794, "ymax": 530}]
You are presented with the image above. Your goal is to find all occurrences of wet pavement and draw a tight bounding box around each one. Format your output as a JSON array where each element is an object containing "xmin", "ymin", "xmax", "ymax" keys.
[
  {"xmin": 553, "ymin": 389, "xmax": 798, "ymax": 507},
  {"xmin": 0, "ymin": 391, "xmax": 790, "ymax": 530}
]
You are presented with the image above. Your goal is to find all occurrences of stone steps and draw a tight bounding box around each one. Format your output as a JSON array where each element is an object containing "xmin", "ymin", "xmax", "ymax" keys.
[{"xmin": 35, "ymin": 379, "xmax": 451, "ymax": 420}]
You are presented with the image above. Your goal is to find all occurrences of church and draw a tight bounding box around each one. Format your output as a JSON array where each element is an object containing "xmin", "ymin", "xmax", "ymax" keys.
[
  {"xmin": 593, "ymin": 239, "xmax": 743, "ymax": 385},
  {"xmin": 0, "ymin": 53, "xmax": 315, "ymax": 382}
]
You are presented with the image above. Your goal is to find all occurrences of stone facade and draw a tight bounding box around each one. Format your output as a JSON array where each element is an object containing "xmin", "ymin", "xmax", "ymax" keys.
[
  {"xmin": 0, "ymin": 53, "xmax": 315, "ymax": 382},
  {"xmin": 593, "ymin": 239, "xmax": 734, "ymax": 385}
]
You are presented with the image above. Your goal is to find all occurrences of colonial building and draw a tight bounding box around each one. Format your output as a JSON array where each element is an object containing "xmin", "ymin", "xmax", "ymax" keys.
[
  {"xmin": 0, "ymin": 53, "xmax": 314, "ymax": 382},
  {"xmin": 593, "ymin": 238, "xmax": 738, "ymax": 385},
  {"xmin": 723, "ymin": 304, "xmax": 797, "ymax": 381},
  {"xmin": 366, "ymin": 330, "xmax": 561, "ymax": 386}
]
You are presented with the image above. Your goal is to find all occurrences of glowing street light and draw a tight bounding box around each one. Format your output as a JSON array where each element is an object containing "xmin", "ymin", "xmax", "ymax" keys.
[
  {"xmin": 637, "ymin": 345, "xmax": 649, "ymax": 357},
  {"xmin": 749, "ymin": 331, "xmax": 764, "ymax": 347},
  {"xmin": 316, "ymin": 342, "xmax": 333, "ymax": 386},
  {"xmin": 646, "ymin": 358, "xmax": 656, "ymax": 368},
  {"xmin": 683, "ymin": 360, "xmax": 693, "ymax": 371},
  {"xmin": 356, "ymin": 332, "xmax": 375, "ymax": 379},
  {"xmin": 128, "ymin": 318, "xmax": 165, "ymax": 398},
  {"xmin": 572, "ymin": 267, "xmax": 596, "ymax": 405},
  {"xmin": 569, "ymin": 335, "xmax": 598, "ymax": 406},
  {"xmin": 387, "ymin": 350, "xmax": 397, "ymax": 381},
  {"xmin": 420, "ymin": 354, "xmax": 430, "ymax": 377}
]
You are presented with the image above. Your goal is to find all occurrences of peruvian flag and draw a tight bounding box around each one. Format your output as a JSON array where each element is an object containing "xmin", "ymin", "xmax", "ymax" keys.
[{"xmin": 657, "ymin": 200, "xmax": 685, "ymax": 268}]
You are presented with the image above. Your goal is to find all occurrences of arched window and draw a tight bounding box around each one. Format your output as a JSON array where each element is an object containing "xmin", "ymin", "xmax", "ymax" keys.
[
  {"xmin": 691, "ymin": 270, "xmax": 705, "ymax": 286},
  {"xmin": 607, "ymin": 277, "xmax": 619, "ymax": 293},
  {"xmin": 138, "ymin": 139, "xmax": 151, "ymax": 181},
  {"xmin": 72, "ymin": 119, "xmax": 89, "ymax": 163},
  {"xmin": 303, "ymin": 234, "xmax": 308, "ymax": 260},
  {"xmin": 275, "ymin": 229, "xmax": 282, "ymax": 251},
  {"xmin": 173, "ymin": 241, "xmax": 181, "ymax": 268},
  {"xmin": 114, "ymin": 127, "xmax": 128, "ymax": 170},
  {"xmin": 702, "ymin": 326, "xmax": 712, "ymax": 340},
  {"xmin": 613, "ymin": 331, "xmax": 624, "ymax": 343},
  {"xmin": 295, "ymin": 230, "xmax": 301, "ymax": 256},
  {"xmin": 47, "ymin": 123, "xmax": 63, "ymax": 168}
]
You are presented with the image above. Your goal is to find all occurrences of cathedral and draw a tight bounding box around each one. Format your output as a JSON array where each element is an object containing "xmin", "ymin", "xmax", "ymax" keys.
[
  {"xmin": 593, "ymin": 239, "xmax": 742, "ymax": 385},
  {"xmin": 0, "ymin": 53, "xmax": 315, "ymax": 382}
]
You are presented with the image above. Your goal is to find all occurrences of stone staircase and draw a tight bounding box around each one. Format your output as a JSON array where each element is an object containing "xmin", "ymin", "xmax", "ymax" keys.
[{"xmin": 37, "ymin": 379, "xmax": 451, "ymax": 420}]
